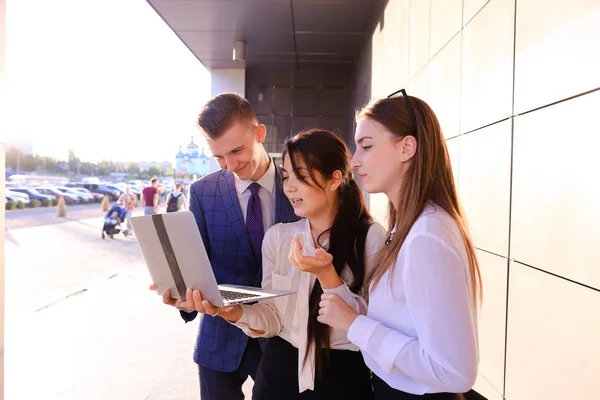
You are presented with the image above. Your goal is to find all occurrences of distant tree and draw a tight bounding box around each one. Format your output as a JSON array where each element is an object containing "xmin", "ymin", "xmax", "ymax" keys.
[
  {"xmin": 97, "ymin": 159, "xmax": 117, "ymax": 176},
  {"xmin": 68, "ymin": 148, "xmax": 81, "ymax": 174},
  {"xmin": 21, "ymin": 154, "xmax": 37, "ymax": 172},
  {"xmin": 126, "ymin": 162, "xmax": 140, "ymax": 175},
  {"xmin": 5, "ymin": 146, "xmax": 19, "ymax": 170},
  {"xmin": 5, "ymin": 146, "xmax": 36, "ymax": 172},
  {"xmin": 36, "ymin": 156, "xmax": 63, "ymax": 174},
  {"xmin": 4, "ymin": 146, "xmax": 154, "ymax": 180},
  {"xmin": 146, "ymin": 167, "xmax": 162, "ymax": 179},
  {"xmin": 80, "ymin": 161, "xmax": 96, "ymax": 176}
]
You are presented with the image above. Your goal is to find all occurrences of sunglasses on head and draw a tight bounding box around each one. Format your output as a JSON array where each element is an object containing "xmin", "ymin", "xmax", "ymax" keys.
[{"xmin": 387, "ymin": 88, "xmax": 418, "ymax": 139}]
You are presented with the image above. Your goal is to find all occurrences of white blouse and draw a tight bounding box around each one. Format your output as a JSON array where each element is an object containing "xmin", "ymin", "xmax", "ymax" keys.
[
  {"xmin": 233, "ymin": 218, "xmax": 386, "ymax": 392},
  {"xmin": 347, "ymin": 203, "xmax": 479, "ymax": 395}
]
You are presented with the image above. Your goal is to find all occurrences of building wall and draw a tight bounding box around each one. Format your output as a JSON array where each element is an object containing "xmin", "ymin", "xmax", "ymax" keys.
[
  {"xmin": 357, "ymin": 1, "xmax": 600, "ymax": 399},
  {"xmin": 245, "ymin": 66, "xmax": 354, "ymax": 154}
]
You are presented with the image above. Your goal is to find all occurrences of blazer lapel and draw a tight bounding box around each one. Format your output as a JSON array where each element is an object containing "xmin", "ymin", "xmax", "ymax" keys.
[
  {"xmin": 220, "ymin": 171, "xmax": 255, "ymax": 266},
  {"xmin": 274, "ymin": 165, "xmax": 295, "ymax": 223}
]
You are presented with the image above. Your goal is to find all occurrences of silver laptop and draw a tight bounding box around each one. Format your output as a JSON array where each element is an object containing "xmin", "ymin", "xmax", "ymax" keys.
[{"xmin": 131, "ymin": 211, "xmax": 294, "ymax": 306}]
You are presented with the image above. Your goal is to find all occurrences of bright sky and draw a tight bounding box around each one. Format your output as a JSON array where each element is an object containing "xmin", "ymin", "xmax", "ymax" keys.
[{"xmin": 4, "ymin": 0, "xmax": 211, "ymax": 163}]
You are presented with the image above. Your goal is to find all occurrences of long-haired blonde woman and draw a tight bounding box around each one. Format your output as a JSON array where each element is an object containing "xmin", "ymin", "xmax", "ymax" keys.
[{"xmin": 317, "ymin": 90, "xmax": 481, "ymax": 400}]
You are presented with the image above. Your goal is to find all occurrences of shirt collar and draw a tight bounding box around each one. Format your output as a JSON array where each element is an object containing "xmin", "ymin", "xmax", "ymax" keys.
[{"xmin": 234, "ymin": 158, "xmax": 276, "ymax": 195}]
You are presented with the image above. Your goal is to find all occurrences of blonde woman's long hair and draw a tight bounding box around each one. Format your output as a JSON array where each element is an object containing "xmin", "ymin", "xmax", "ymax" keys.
[{"xmin": 357, "ymin": 95, "xmax": 482, "ymax": 304}]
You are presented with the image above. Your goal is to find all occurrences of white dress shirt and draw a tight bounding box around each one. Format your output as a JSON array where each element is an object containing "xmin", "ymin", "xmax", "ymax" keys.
[
  {"xmin": 233, "ymin": 159, "xmax": 276, "ymax": 230},
  {"xmin": 347, "ymin": 203, "xmax": 479, "ymax": 395},
  {"xmin": 233, "ymin": 218, "xmax": 386, "ymax": 392}
]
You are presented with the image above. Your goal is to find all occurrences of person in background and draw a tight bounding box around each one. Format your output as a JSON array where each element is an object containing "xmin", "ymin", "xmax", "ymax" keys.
[
  {"xmin": 165, "ymin": 183, "xmax": 187, "ymax": 213},
  {"xmin": 317, "ymin": 91, "xmax": 481, "ymax": 400},
  {"xmin": 118, "ymin": 185, "xmax": 137, "ymax": 234},
  {"xmin": 142, "ymin": 178, "xmax": 159, "ymax": 215}
]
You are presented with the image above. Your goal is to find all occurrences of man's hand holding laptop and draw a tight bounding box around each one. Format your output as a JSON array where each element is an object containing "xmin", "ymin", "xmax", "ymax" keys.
[
  {"xmin": 149, "ymin": 284, "xmax": 267, "ymax": 335},
  {"xmin": 149, "ymin": 284, "xmax": 242, "ymax": 322}
]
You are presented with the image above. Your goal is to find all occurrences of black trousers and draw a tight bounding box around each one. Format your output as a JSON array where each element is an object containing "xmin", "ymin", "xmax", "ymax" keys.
[
  {"xmin": 252, "ymin": 336, "xmax": 373, "ymax": 400},
  {"xmin": 198, "ymin": 338, "xmax": 262, "ymax": 400},
  {"xmin": 373, "ymin": 374, "xmax": 478, "ymax": 400}
]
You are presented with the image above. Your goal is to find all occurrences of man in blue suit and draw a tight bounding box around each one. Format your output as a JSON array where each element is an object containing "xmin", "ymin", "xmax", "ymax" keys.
[{"xmin": 159, "ymin": 93, "xmax": 298, "ymax": 399}]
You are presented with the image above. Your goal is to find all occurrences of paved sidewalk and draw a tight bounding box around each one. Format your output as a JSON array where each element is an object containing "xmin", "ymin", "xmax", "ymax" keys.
[
  {"xmin": 5, "ymin": 202, "xmax": 112, "ymax": 230},
  {"xmin": 5, "ymin": 212, "xmax": 253, "ymax": 399}
]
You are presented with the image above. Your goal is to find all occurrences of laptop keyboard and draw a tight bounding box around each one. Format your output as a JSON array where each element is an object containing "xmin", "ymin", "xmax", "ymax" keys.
[{"xmin": 219, "ymin": 289, "xmax": 261, "ymax": 301}]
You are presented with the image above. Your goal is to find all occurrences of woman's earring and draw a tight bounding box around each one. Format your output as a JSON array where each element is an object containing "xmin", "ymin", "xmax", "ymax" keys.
[{"xmin": 330, "ymin": 187, "xmax": 335, "ymax": 191}]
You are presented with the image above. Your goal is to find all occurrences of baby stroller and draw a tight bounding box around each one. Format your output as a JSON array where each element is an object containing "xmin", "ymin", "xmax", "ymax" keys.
[{"xmin": 102, "ymin": 205, "xmax": 128, "ymax": 239}]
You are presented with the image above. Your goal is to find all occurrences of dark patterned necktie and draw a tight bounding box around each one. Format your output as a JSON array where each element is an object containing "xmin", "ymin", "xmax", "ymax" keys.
[{"xmin": 246, "ymin": 183, "xmax": 264, "ymax": 273}]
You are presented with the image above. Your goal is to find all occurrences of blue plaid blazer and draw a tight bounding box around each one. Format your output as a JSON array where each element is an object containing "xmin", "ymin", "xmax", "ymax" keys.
[{"xmin": 182, "ymin": 166, "xmax": 299, "ymax": 372}]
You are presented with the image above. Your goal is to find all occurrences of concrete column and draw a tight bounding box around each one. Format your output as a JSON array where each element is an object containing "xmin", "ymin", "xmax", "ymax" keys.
[
  {"xmin": 0, "ymin": 0, "xmax": 6, "ymax": 397},
  {"xmin": 210, "ymin": 69, "xmax": 245, "ymax": 97}
]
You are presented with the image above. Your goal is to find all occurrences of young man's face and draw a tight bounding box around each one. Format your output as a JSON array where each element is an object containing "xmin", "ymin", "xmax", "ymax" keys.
[{"xmin": 206, "ymin": 120, "xmax": 267, "ymax": 181}]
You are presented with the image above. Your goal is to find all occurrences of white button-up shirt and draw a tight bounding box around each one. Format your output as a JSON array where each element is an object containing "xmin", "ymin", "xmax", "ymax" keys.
[
  {"xmin": 233, "ymin": 218, "xmax": 386, "ymax": 392},
  {"xmin": 233, "ymin": 159, "xmax": 276, "ymax": 230},
  {"xmin": 347, "ymin": 203, "xmax": 479, "ymax": 395}
]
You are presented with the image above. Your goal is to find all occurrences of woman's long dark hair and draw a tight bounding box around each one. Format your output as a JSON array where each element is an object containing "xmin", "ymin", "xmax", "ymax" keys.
[{"xmin": 282, "ymin": 129, "xmax": 373, "ymax": 375}]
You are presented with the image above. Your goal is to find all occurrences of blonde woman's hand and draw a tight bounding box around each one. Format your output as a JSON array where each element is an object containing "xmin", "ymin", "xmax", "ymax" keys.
[{"xmin": 317, "ymin": 293, "xmax": 360, "ymax": 333}]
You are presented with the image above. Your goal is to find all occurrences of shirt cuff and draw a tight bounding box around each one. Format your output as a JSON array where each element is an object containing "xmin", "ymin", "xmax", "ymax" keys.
[
  {"xmin": 323, "ymin": 283, "xmax": 366, "ymax": 314},
  {"xmin": 228, "ymin": 304, "xmax": 260, "ymax": 331},
  {"xmin": 322, "ymin": 283, "xmax": 352, "ymax": 296},
  {"xmin": 347, "ymin": 314, "xmax": 380, "ymax": 351},
  {"xmin": 231, "ymin": 304, "xmax": 252, "ymax": 326}
]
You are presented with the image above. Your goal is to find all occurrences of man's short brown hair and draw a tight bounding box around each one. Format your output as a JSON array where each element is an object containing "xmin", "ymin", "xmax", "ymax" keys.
[{"xmin": 197, "ymin": 93, "xmax": 258, "ymax": 139}]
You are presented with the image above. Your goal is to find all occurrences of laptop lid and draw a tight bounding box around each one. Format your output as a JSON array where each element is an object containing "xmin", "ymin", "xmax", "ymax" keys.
[{"xmin": 131, "ymin": 211, "xmax": 226, "ymax": 306}]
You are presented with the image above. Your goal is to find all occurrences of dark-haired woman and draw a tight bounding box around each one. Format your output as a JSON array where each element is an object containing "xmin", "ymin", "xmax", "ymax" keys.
[{"xmin": 187, "ymin": 129, "xmax": 385, "ymax": 399}]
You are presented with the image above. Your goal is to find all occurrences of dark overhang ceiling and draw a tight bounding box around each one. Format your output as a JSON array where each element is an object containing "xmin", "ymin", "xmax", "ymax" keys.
[{"xmin": 146, "ymin": 0, "xmax": 381, "ymax": 70}]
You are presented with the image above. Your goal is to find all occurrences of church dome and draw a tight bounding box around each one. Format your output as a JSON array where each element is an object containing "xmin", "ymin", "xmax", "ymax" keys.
[
  {"xmin": 187, "ymin": 136, "xmax": 199, "ymax": 157},
  {"xmin": 199, "ymin": 148, "xmax": 209, "ymax": 161}
]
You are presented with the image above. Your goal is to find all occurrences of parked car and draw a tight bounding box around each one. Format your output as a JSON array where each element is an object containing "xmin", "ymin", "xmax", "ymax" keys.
[
  {"xmin": 128, "ymin": 180, "xmax": 144, "ymax": 187},
  {"xmin": 70, "ymin": 187, "xmax": 103, "ymax": 201},
  {"xmin": 36, "ymin": 187, "xmax": 80, "ymax": 203},
  {"xmin": 69, "ymin": 183, "xmax": 119, "ymax": 201},
  {"xmin": 115, "ymin": 182, "xmax": 141, "ymax": 199},
  {"xmin": 5, "ymin": 189, "xmax": 31, "ymax": 205},
  {"xmin": 10, "ymin": 187, "xmax": 56, "ymax": 202},
  {"xmin": 103, "ymin": 184, "xmax": 125, "ymax": 198},
  {"xmin": 55, "ymin": 186, "xmax": 94, "ymax": 203}
]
